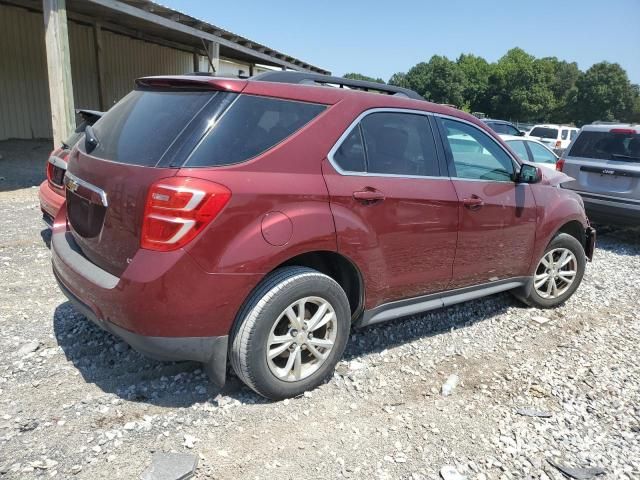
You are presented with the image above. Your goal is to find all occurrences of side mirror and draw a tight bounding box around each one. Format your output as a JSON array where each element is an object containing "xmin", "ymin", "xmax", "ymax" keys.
[
  {"xmin": 517, "ymin": 163, "xmax": 542, "ymax": 184},
  {"xmin": 517, "ymin": 130, "xmax": 526, "ymax": 136}
]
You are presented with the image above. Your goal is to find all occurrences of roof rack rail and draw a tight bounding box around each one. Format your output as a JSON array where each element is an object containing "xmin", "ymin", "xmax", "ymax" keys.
[{"xmin": 251, "ymin": 71, "xmax": 424, "ymax": 101}]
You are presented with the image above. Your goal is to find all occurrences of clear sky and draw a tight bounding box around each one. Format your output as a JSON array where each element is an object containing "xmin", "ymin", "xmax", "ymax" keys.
[{"xmin": 159, "ymin": 0, "xmax": 640, "ymax": 83}]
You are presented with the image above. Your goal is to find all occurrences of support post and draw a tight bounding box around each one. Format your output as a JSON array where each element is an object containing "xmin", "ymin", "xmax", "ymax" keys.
[
  {"xmin": 43, "ymin": 0, "xmax": 75, "ymax": 146},
  {"xmin": 207, "ymin": 41, "xmax": 219, "ymax": 74},
  {"xmin": 192, "ymin": 50, "xmax": 199, "ymax": 73},
  {"xmin": 93, "ymin": 22, "xmax": 107, "ymax": 110},
  {"xmin": 249, "ymin": 64, "xmax": 254, "ymax": 77}
]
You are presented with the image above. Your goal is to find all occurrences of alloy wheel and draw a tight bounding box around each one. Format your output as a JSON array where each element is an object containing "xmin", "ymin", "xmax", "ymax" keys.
[
  {"xmin": 534, "ymin": 248, "xmax": 578, "ymax": 299},
  {"xmin": 266, "ymin": 296, "xmax": 337, "ymax": 382}
]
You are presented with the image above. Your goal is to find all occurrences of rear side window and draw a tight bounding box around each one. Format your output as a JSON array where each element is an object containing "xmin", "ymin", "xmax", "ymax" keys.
[
  {"xmin": 528, "ymin": 142, "xmax": 557, "ymax": 164},
  {"xmin": 568, "ymin": 130, "xmax": 640, "ymax": 161},
  {"xmin": 570, "ymin": 130, "xmax": 578, "ymax": 140},
  {"xmin": 333, "ymin": 127, "xmax": 366, "ymax": 172},
  {"xmin": 187, "ymin": 96, "xmax": 325, "ymax": 167},
  {"xmin": 530, "ymin": 127, "xmax": 559, "ymax": 140},
  {"xmin": 361, "ymin": 113, "xmax": 438, "ymax": 176},
  {"xmin": 332, "ymin": 112, "xmax": 439, "ymax": 177},
  {"xmin": 86, "ymin": 90, "xmax": 215, "ymax": 166}
]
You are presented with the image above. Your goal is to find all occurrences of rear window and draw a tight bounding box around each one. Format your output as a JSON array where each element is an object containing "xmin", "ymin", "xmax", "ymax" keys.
[
  {"xmin": 186, "ymin": 95, "xmax": 325, "ymax": 167},
  {"xmin": 530, "ymin": 127, "xmax": 558, "ymax": 139},
  {"xmin": 568, "ymin": 130, "xmax": 640, "ymax": 161},
  {"xmin": 488, "ymin": 122, "xmax": 519, "ymax": 136},
  {"xmin": 85, "ymin": 90, "xmax": 215, "ymax": 166}
]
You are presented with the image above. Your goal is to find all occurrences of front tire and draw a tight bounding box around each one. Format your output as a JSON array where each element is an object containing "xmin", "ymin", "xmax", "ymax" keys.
[
  {"xmin": 229, "ymin": 267, "xmax": 350, "ymax": 400},
  {"xmin": 514, "ymin": 233, "xmax": 586, "ymax": 308}
]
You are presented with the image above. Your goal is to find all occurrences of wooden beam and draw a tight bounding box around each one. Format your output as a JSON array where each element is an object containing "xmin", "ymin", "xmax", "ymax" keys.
[
  {"xmin": 43, "ymin": 0, "xmax": 75, "ymax": 146},
  {"xmin": 207, "ymin": 41, "xmax": 219, "ymax": 74},
  {"xmin": 84, "ymin": 0, "xmax": 315, "ymax": 72},
  {"xmin": 93, "ymin": 22, "xmax": 108, "ymax": 110},
  {"xmin": 192, "ymin": 50, "xmax": 199, "ymax": 72}
]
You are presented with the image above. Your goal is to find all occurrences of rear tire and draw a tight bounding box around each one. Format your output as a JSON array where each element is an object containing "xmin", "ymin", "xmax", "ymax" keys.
[
  {"xmin": 513, "ymin": 233, "xmax": 586, "ymax": 309},
  {"xmin": 229, "ymin": 267, "xmax": 350, "ymax": 400}
]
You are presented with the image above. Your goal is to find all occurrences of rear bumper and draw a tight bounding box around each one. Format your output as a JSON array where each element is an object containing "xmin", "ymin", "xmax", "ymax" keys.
[
  {"xmin": 580, "ymin": 194, "xmax": 640, "ymax": 227},
  {"xmin": 50, "ymin": 205, "xmax": 262, "ymax": 385},
  {"xmin": 38, "ymin": 180, "xmax": 65, "ymax": 226},
  {"xmin": 55, "ymin": 274, "xmax": 228, "ymax": 385}
]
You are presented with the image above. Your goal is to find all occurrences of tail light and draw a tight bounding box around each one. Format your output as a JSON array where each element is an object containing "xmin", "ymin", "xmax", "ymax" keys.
[
  {"xmin": 556, "ymin": 158, "xmax": 565, "ymax": 172},
  {"xmin": 141, "ymin": 177, "xmax": 231, "ymax": 251},
  {"xmin": 555, "ymin": 140, "xmax": 562, "ymax": 148},
  {"xmin": 47, "ymin": 148, "xmax": 69, "ymax": 189}
]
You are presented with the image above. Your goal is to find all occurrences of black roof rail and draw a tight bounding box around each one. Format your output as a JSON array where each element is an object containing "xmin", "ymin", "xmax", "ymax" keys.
[{"xmin": 251, "ymin": 71, "xmax": 424, "ymax": 101}]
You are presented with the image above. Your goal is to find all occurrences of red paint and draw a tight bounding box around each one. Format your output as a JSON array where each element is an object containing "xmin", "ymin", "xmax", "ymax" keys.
[{"xmin": 52, "ymin": 75, "xmax": 591, "ymax": 342}]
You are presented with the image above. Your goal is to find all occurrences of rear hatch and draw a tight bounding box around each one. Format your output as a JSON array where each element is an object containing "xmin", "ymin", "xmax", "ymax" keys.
[
  {"xmin": 65, "ymin": 79, "xmax": 242, "ymax": 276},
  {"xmin": 561, "ymin": 127, "xmax": 640, "ymax": 201}
]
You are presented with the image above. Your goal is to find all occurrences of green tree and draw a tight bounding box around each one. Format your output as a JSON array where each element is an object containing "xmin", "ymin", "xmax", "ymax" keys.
[
  {"xmin": 537, "ymin": 57, "xmax": 581, "ymax": 123},
  {"xmin": 487, "ymin": 48, "xmax": 555, "ymax": 121},
  {"xmin": 388, "ymin": 72, "xmax": 409, "ymax": 89},
  {"xmin": 343, "ymin": 73, "xmax": 386, "ymax": 84},
  {"xmin": 456, "ymin": 54, "xmax": 492, "ymax": 113},
  {"xmin": 575, "ymin": 62, "xmax": 638, "ymax": 124},
  {"xmin": 404, "ymin": 55, "xmax": 466, "ymax": 106}
]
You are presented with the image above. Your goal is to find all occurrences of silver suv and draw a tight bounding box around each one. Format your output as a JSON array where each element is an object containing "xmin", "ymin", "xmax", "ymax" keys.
[{"xmin": 559, "ymin": 124, "xmax": 640, "ymax": 225}]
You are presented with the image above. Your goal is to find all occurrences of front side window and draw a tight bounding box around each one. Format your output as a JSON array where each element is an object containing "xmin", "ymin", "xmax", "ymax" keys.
[
  {"xmin": 440, "ymin": 118, "xmax": 515, "ymax": 181},
  {"xmin": 527, "ymin": 142, "xmax": 557, "ymax": 164},
  {"xmin": 506, "ymin": 140, "xmax": 529, "ymax": 162},
  {"xmin": 570, "ymin": 130, "xmax": 578, "ymax": 140},
  {"xmin": 561, "ymin": 129, "xmax": 569, "ymax": 140}
]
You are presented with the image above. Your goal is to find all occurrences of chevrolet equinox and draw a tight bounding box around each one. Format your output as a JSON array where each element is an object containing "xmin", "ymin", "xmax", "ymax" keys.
[{"xmin": 51, "ymin": 72, "xmax": 595, "ymax": 399}]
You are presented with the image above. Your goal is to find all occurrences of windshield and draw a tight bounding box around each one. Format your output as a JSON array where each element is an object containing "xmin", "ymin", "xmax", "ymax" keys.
[
  {"xmin": 568, "ymin": 130, "xmax": 640, "ymax": 161},
  {"xmin": 530, "ymin": 127, "xmax": 558, "ymax": 140}
]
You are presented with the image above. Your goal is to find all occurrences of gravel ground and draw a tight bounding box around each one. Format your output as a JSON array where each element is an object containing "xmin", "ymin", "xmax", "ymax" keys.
[{"xmin": 1, "ymin": 143, "xmax": 639, "ymax": 479}]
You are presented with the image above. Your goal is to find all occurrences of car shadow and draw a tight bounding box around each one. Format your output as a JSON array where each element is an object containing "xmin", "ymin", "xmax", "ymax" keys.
[
  {"xmin": 591, "ymin": 224, "xmax": 639, "ymax": 257},
  {"xmin": 40, "ymin": 228, "xmax": 52, "ymax": 249},
  {"xmin": 54, "ymin": 291, "xmax": 518, "ymax": 407}
]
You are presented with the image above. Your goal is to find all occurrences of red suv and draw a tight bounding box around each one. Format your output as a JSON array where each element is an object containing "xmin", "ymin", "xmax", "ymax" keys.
[{"xmin": 51, "ymin": 72, "xmax": 595, "ymax": 399}]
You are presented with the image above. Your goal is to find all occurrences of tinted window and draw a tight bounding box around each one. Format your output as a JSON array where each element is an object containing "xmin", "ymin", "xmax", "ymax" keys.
[
  {"xmin": 441, "ymin": 119, "xmax": 514, "ymax": 181},
  {"xmin": 489, "ymin": 122, "xmax": 520, "ymax": 135},
  {"xmin": 506, "ymin": 140, "xmax": 529, "ymax": 161},
  {"xmin": 527, "ymin": 141, "xmax": 557, "ymax": 164},
  {"xmin": 187, "ymin": 95, "xmax": 325, "ymax": 167},
  {"xmin": 530, "ymin": 127, "xmax": 559, "ymax": 140},
  {"xmin": 568, "ymin": 130, "xmax": 640, "ymax": 161},
  {"xmin": 333, "ymin": 126, "xmax": 366, "ymax": 172},
  {"xmin": 360, "ymin": 112, "xmax": 438, "ymax": 176},
  {"xmin": 86, "ymin": 90, "xmax": 215, "ymax": 166}
]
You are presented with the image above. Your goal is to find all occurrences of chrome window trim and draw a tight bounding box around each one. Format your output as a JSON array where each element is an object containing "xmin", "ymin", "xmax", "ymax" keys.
[
  {"xmin": 327, "ymin": 107, "xmax": 446, "ymax": 180},
  {"xmin": 64, "ymin": 171, "xmax": 108, "ymax": 207}
]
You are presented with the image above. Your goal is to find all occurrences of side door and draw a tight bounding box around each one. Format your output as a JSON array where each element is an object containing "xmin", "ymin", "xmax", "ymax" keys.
[
  {"xmin": 435, "ymin": 116, "xmax": 538, "ymax": 289},
  {"xmin": 322, "ymin": 110, "xmax": 459, "ymax": 310}
]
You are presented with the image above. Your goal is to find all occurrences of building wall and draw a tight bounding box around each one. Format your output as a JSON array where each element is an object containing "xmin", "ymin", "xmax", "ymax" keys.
[{"xmin": 0, "ymin": 4, "xmax": 198, "ymax": 140}]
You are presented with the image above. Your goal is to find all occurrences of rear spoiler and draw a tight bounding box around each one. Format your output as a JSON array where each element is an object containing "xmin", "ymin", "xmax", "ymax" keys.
[
  {"xmin": 136, "ymin": 75, "xmax": 247, "ymax": 93},
  {"xmin": 76, "ymin": 109, "xmax": 104, "ymax": 125}
]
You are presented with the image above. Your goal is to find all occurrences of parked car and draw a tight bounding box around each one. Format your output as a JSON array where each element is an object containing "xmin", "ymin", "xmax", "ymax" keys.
[
  {"xmin": 39, "ymin": 110, "xmax": 103, "ymax": 226},
  {"xmin": 501, "ymin": 135, "xmax": 559, "ymax": 170},
  {"xmin": 51, "ymin": 72, "xmax": 595, "ymax": 400},
  {"xmin": 527, "ymin": 124, "xmax": 579, "ymax": 153},
  {"xmin": 481, "ymin": 118, "xmax": 524, "ymax": 136},
  {"xmin": 558, "ymin": 123, "xmax": 639, "ymax": 226}
]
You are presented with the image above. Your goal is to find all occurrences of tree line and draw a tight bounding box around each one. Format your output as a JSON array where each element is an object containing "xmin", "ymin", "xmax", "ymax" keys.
[{"xmin": 344, "ymin": 48, "xmax": 640, "ymax": 126}]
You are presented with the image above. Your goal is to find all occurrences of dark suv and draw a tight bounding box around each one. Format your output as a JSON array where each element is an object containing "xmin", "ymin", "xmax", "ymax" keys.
[{"xmin": 51, "ymin": 72, "xmax": 595, "ymax": 399}]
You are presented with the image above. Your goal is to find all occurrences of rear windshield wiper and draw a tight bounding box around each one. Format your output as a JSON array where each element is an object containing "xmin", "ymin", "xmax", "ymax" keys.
[
  {"xmin": 611, "ymin": 153, "xmax": 640, "ymax": 161},
  {"xmin": 85, "ymin": 125, "xmax": 99, "ymax": 153}
]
